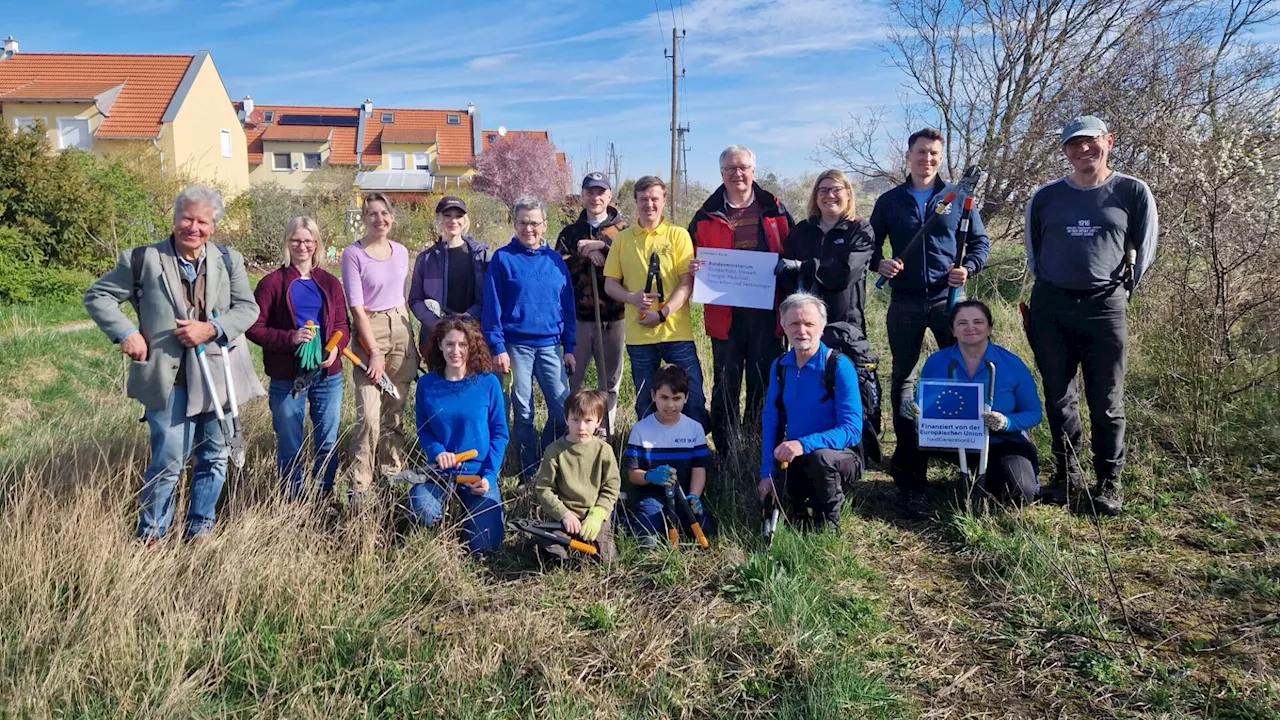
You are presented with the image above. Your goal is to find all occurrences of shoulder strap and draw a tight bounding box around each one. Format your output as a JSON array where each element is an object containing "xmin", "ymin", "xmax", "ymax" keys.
[
  {"xmin": 774, "ymin": 359, "xmax": 788, "ymax": 446},
  {"xmin": 130, "ymin": 246, "xmax": 147, "ymax": 303},
  {"xmin": 821, "ymin": 349, "xmax": 841, "ymax": 404},
  {"xmin": 217, "ymin": 243, "xmax": 233, "ymax": 276}
]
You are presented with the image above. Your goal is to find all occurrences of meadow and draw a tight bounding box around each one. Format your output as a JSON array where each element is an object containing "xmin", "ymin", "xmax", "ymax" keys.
[{"xmin": 0, "ymin": 244, "xmax": 1276, "ymax": 719}]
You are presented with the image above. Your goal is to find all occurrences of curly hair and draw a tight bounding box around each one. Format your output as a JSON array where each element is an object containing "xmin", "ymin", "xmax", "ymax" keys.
[{"xmin": 423, "ymin": 316, "xmax": 492, "ymax": 376}]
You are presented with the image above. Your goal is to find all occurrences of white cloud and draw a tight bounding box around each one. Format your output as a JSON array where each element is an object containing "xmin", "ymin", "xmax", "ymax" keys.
[{"xmin": 466, "ymin": 53, "xmax": 520, "ymax": 71}]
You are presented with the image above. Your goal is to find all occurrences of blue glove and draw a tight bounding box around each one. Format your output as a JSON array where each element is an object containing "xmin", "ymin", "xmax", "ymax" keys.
[
  {"xmin": 686, "ymin": 493, "xmax": 704, "ymax": 516},
  {"xmin": 644, "ymin": 465, "xmax": 676, "ymax": 486}
]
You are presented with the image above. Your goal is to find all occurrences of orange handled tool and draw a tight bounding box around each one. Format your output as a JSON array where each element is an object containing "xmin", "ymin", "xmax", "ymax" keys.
[
  {"xmin": 342, "ymin": 345, "xmax": 401, "ymax": 400},
  {"xmin": 325, "ymin": 331, "xmax": 343, "ymax": 354}
]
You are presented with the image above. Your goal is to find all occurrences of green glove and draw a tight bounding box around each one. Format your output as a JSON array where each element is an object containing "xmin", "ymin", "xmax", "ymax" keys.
[
  {"xmin": 580, "ymin": 506, "xmax": 608, "ymax": 541},
  {"xmin": 295, "ymin": 322, "xmax": 323, "ymax": 370}
]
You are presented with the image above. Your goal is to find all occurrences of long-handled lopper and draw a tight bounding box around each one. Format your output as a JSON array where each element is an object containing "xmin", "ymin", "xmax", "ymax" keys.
[
  {"xmin": 946, "ymin": 196, "xmax": 977, "ymax": 313},
  {"xmin": 951, "ymin": 360, "xmax": 996, "ymax": 500},
  {"xmin": 876, "ymin": 165, "xmax": 983, "ymax": 290},
  {"xmin": 588, "ymin": 263, "xmax": 612, "ymax": 437},
  {"xmin": 191, "ymin": 311, "xmax": 242, "ymax": 468},
  {"xmin": 387, "ymin": 449, "xmax": 480, "ymax": 487},
  {"xmin": 341, "ymin": 344, "xmax": 401, "ymax": 400},
  {"xmin": 763, "ymin": 462, "xmax": 787, "ymax": 548},
  {"xmin": 508, "ymin": 519, "xmax": 599, "ymax": 556},
  {"xmin": 293, "ymin": 330, "xmax": 345, "ymax": 398},
  {"xmin": 211, "ymin": 311, "xmax": 246, "ymax": 468}
]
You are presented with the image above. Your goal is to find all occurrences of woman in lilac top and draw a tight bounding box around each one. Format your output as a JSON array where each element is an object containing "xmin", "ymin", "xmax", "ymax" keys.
[{"xmin": 340, "ymin": 192, "xmax": 419, "ymax": 508}]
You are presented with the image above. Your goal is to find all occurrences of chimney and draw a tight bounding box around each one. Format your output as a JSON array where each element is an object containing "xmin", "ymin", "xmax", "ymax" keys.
[
  {"xmin": 361, "ymin": 99, "xmax": 374, "ymax": 117},
  {"xmin": 469, "ymin": 102, "xmax": 482, "ymax": 160},
  {"xmin": 466, "ymin": 102, "xmax": 475, "ymax": 116},
  {"xmin": 1, "ymin": 37, "xmax": 17, "ymax": 60},
  {"xmin": 240, "ymin": 95, "xmax": 254, "ymax": 122}
]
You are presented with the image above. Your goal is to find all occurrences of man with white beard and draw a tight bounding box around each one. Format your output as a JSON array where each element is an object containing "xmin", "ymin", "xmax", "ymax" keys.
[{"xmin": 758, "ymin": 293, "xmax": 864, "ymax": 531}]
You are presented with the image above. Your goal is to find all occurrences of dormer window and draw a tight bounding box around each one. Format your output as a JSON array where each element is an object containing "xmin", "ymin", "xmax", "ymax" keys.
[
  {"xmin": 447, "ymin": 114, "xmax": 461, "ymax": 125},
  {"xmin": 382, "ymin": 112, "xmax": 395, "ymax": 124},
  {"xmin": 263, "ymin": 110, "xmax": 275, "ymax": 123}
]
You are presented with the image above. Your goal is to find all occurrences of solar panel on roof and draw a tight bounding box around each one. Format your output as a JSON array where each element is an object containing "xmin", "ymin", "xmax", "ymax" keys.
[{"xmin": 279, "ymin": 114, "xmax": 359, "ymax": 128}]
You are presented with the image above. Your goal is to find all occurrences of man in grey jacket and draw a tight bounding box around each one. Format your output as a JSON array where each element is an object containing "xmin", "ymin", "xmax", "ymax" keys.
[
  {"xmin": 85, "ymin": 185, "xmax": 259, "ymax": 542},
  {"xmin": 1025, "ymin": 116, "xmax": 1158, "ymax": 516}
]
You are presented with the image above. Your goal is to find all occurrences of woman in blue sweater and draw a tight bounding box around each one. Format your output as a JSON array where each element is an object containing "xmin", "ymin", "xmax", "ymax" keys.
[
  {"xmin": 411, "ymin": 316, "xmax": 509, "ymax": 554},
  {"xmin": 898, "ymin": 300, "xmax": 1043, "ymax": 506}
]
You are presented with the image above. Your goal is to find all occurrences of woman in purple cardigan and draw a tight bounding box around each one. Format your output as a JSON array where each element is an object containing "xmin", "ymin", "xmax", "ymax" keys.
[
  {"xmin": 408, "ymin": 196, "xmax": 491, "ymax": 356},
  {"xmin": 246, "ymin": 217, "xmax": 351, "ymax": 500}
]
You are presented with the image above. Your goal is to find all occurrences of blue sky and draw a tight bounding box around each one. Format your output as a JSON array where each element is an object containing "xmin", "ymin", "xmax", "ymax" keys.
[{"xmin": 8, "ymin": 0, "xmax": 902, "ymax": 184}]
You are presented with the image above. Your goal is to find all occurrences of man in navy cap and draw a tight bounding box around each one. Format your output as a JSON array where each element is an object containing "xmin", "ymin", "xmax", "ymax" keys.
[
  {"xmin": 555, "ymin": 172, "xmax": 629, "ymax": 434},
  {"xmin": 1025, "ymin": 115, "xmax": 1159, "ymax": 516}
]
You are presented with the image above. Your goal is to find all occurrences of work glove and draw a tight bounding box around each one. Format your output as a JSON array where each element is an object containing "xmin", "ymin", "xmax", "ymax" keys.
[
  {"xmin": 644, "ymin": 465, "xmax": 677, "ymax": 486},
  {"xmin": 580, "ymin": 507, "xmax": 608, "ymax": 541},
  {"xmin": 686, "ymin": 493, "xmax": 704, "ymax": 517},
  {"xmin": 774, "ymin": 257, "xmax": 802, "ymax": 277},
  {"xmin": 983, "ymin": 410, "xmax": 1009, "ymax": 432},
  {"xmin": 899, "ymin": 398, "xmax": 921, "ymax": 420}
]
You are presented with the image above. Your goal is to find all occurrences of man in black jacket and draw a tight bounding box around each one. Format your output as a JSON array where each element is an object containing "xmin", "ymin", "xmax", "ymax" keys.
[
  {"xmin": 555, "ymin": 172, "xmax": 629, "ymax": 433},
  {"xmin": 870, "ymin": 128, "xmax": 990, "ymax": 515}
]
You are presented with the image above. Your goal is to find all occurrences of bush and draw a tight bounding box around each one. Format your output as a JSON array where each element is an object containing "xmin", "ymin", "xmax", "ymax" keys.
[{"xmin": 0, "ymin": 226, "xmax": 93, "ymax": 304}]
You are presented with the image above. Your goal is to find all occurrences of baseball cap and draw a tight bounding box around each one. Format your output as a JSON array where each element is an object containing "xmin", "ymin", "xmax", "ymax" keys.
[
  {"xmin": 581, "ymin": 172, "xmax": 611, "ymax": 191},
  {"xmin": 435, "ymin": 196, "xmax": 467, "ymax": 214},
  {"xmin": 1060, "ymin": 115, "xmax": 1110, "ymax": 145}
]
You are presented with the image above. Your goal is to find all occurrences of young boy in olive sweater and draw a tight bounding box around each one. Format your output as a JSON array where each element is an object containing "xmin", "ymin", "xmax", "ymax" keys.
[{"xmin": 534, "ymin": 389, "xmax": 622, "ymax": 562}]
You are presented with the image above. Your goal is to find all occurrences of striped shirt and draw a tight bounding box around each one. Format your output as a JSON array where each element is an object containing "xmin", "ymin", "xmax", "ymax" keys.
[{"xmin": 624, "ymin": 413, "xmax": 712, "ymax": 497}]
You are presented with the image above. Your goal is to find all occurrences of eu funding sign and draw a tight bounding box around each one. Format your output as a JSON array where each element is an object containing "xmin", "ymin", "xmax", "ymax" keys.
[{"xmin": 917, "ymin": 381, "xmax": 986, "ymax": 451}]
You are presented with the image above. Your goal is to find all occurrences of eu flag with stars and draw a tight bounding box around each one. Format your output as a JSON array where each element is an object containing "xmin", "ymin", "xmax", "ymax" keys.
[{"xmin": 919, "ymin": 382, "xmax": 982, "ymax": 421}]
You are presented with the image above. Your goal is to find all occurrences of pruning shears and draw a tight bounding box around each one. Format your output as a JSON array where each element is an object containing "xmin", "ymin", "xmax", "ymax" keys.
[
  {"xmin": 640, "ymin": 252, "xmax": 665, "ymax": 322},
  {"xmin": 342, "ymin": 341, "xmax": 401, "ymax": 400},
  {"xmin": 661, "ymin": 479, "xmax": 710, "ymax": 551},
  {"xmin": 508, "ymin": 519, "xmax": 599, "ymax": 556},
  {"xmin": 387, "ymin": 449, "xmax": 481, "ymax": 487},
  {"xmin": 946, "ymin": 196, "xmax": 977, "ymax": 313},
  {"xmin": 292, "ymin": 331, "xmax": 345, "ymax": 398}
]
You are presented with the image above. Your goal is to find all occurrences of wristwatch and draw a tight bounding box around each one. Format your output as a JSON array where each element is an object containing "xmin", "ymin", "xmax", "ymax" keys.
[{"xmin": 659, "ymin": 307, "xmax": 670, "ymax": 322}]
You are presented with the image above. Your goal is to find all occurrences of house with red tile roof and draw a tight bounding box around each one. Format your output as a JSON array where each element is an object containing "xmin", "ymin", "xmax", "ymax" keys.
[
  {"xmin": 0, "ymin": 40, "xmax": 249, "ymax": 194},
  {"xmin": 237, "ymin": 98, "xmax": 482, "ymax": 200},
  {"xmin": 481, "ymin": 128, "xmax": 569, "ymax": 170}
]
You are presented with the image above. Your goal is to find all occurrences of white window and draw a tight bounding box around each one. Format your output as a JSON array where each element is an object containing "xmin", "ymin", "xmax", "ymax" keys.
[
  {"xmin": 381, "ymin": 112, "xmax": 395, "ymax": 124},
  {"xmin": 273, "ymin": 152, "xmax": 291, "ymax": 171},
  {"xmin": 413, "ymin": 152, "xmax": 431, "ymax": 171},
  {"xmin": 303, "ymin": 153, "xmax": 322, "ymax": 171},
  {"xmin": 220, "ymin": 129, "xmax": 233, "ymax": 158},
  {"xmin": 446, "ymin": 113, "xmax": 461, "ymax": 125},
  {"xmin": 263, "ymin": 110, "xmax": 275, "ymax": 124},
  {"xmin": 13, "ymin": 117, "xmax": 38, "ymax": 132},
  {"xmin": 388, "ymin": 152, "xmax": 406, "ymax": 170},
  {"xmin": 56, "ymin": 117, "xmax": 92, "ymax": 150}
]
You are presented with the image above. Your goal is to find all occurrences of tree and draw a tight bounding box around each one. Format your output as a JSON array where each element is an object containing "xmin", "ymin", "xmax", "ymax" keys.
[{"xmin": 472, "ymin": 135, "xmax": 571, "ymax": 208}]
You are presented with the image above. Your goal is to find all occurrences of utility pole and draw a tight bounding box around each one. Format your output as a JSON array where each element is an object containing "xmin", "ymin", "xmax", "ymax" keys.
[
  {"xmin": 676, "ymin": 124, "xmax": 690, "ymax": 215},
  {"xmin": 606, "ymin": 142, "xmax": 622, "ymax": 190},
  {"xmin": 666, "ymin": 27, "xmax": 685, "ymax": 223}
]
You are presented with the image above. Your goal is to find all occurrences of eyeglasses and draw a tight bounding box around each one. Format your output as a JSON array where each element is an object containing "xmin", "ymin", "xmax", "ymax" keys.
[
  {"xmin": 816, "ymin": 186, "xmax": 846, "ymax": 197},
  {"xmin": 289, "ymin": 238, "xmax": 318, "ymax": 246},
  {"xmin": 720, "ymin": 165, "xmax": 754, "ymax": 176},
  {"xmin": 516, "ymin": 220, "xmax": 545, "ymax": 228}
]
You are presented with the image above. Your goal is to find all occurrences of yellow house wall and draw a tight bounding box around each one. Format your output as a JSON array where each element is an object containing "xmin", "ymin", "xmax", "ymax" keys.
[
  {"xmin": 253, "ymin": 140, "xmax": 331, "ymax": 191},
  {"xmin": 167, "ymin": 55, "xmax": 249, "ymax": 196},
  {"xmin": 376, "ymin": 142, "xmax": 437, "ymax": 170},
  {"xmin": 2, "ymin": 101, "xmax": 100, "ymax": 148},
  {"xmin": 435, "ymin": 164, "xmax": 476, "ymax": 190}
]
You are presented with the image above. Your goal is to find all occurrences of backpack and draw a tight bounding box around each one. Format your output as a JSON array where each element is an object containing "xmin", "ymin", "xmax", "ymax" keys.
[
  {"xmin": 774, "ymin": 345, "xmax": 882, "ymax": 464},
  {"xmin": 131, "ymin": 243, "xmax": 234, "ymax": 308}
]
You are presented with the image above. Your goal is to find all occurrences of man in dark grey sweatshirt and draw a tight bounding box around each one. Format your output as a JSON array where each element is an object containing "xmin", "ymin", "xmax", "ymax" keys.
[{"xmin": 1025, "ymin": 115, "xmax": 1158, "ymax": 516}]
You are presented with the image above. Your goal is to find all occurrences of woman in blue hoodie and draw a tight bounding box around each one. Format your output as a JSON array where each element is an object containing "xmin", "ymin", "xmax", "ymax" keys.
[
  {"xmin": 897, "ymin": 300, "xmax": 1043, "ymax": 506},
  {"xmin": 411, "ymin": 316, "xmax": 508, "ymax": 554},
  {"xmin": 482, "ymin": 196, "xmax": 577, "ymax": 480}
]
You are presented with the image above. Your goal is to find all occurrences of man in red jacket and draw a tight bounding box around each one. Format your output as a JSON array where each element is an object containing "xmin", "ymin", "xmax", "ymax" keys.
[{"xmin": 688, "ymin": 145, "xmax": 794, "ymax": 458}]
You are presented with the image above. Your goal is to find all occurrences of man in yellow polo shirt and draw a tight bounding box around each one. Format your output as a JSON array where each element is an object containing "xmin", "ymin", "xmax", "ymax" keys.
[{"xmin": 603, "ymin": 175, "xmax": 709, "ymax": 429}]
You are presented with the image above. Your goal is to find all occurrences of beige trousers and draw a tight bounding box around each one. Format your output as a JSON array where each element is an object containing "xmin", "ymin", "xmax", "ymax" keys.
[{"xmin": 348, "ymin": 305, "xmax": 419, "ymax": 492}]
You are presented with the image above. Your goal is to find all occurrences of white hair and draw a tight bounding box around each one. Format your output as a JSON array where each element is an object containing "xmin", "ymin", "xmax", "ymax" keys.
[
  {"xmin": 779, "ymin": 292, "xmax": 828, "ymax": 324},
  {"xmin": 719, "ymin": 145, "xmax": 756, "ymax": 169},
  {"xmin": 174, "ymin": 185, "xmax": 225, "ymax": 223},
  {"xmin": 512, "ymin": 195, "xmax": 547, "ymax": 220}
]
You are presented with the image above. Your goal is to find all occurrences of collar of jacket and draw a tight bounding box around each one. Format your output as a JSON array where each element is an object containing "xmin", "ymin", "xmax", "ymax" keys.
[
  {"xmin": 573, "ymin": 206, "xmax": 623, "ymax": 230},
  {"xmin": 780, "ymin": 341, "xmax": 832, "ymax": 370},
  {"xmin": 505, "ymin": 237, "xmax": 552, "ymax": 255},
  {"xmin": 697, "ymin": 182, "xmax": 783, "ymax": 221},
  {"xmin": 429, "ymin": 235, "xmax": 485, "ymax": 256},
  {"xmin": 892, "ymin": 174, "xmax": 948, "ymax": 204}
]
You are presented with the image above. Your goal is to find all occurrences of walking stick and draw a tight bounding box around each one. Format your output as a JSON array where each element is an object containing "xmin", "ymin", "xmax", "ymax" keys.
[{"xmin": 588, "ymin": 263, "xmax": 611, "ymax": 437}]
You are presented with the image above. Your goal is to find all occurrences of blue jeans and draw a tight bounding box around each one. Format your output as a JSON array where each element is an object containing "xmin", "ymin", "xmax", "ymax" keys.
[
  {"xmin": 623, "ymin": 491, "xmax": 717, "ymax": 542},
  {"xmin": 509, "ymin": 344, "xmax": 570, "ymax": 478},
  {"xmin": 138, "ymin": 383, "xmax": 227, "ymax": 541},
  {"xmin": 626, "ymin": 341, "xmax": 710, "ymax": 431},
  {"xmin": 407, "ymin": 479, "xmax": 505, "ymax": 554},
  {"xmin": 268, "ymin": 374, "xmax": 343, "ymax": 500}
]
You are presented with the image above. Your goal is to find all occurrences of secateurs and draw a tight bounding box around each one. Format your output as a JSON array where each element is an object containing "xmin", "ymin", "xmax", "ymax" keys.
[{"xmin": 508, "ymin": 519, "xmax": 599, "ymax": 556}]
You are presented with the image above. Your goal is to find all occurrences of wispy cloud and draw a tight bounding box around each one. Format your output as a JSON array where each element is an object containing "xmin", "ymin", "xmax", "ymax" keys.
[{"xmin": 466, "ymin": 53, "xmax": 519, "ymax": 71}]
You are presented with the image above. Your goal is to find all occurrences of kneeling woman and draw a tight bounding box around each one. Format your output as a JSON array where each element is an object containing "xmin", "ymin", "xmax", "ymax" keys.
[
  {"xmin": 247, "ymin": 216, "xmax": 351, "ymax": 499},
  {"xmin": 411, "ymin": 316, "xmax": 508, "ymax": 553},
  {"xmin": 898, "ymin": 300, "xmax": 1042, "ymax": 505}
]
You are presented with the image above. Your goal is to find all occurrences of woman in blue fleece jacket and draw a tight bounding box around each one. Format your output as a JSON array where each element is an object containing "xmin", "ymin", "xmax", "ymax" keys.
[
  {"xmin": 482, "ymin": 196, "xmax": 577, "ymax": 480},
  {"xmin": 897, "ymin": 300, "xmax": 1043, "ymax": 505},
  {"xmin": 412, "ymin": 316, "xmax": 508, "ymax": 554}
]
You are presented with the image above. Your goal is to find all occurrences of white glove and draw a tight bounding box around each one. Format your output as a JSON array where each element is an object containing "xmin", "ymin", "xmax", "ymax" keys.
[
  {"xmin": 900, "ymin": 399, "xmax": 920, "ymax": 420},
  {"xmin": 983, "ymin": 411, "xmax": 1009, "ymax": 432},
  {"xmin": 426, "ymin": 299, "xmax": 442, "ymax": 317}
]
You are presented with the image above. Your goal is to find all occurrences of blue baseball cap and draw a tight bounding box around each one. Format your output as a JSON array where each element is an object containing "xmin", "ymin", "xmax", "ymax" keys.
[
  {"xmin": 1061, "ymin": 115, "xmax": 1110, "ymax": 144},
  {"xmin": 581, "ymin": 172, "xmax": 611, "ymax": 191}
]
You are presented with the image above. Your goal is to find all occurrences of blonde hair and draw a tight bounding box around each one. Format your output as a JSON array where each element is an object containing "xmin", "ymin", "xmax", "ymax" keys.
[
  {"xmin": 806, "ymin": 169, "xmax": 857, "ymax": 223},
  {"xmin": 282, "ymin": 216, "xmax": 325, "ymax": 268}
]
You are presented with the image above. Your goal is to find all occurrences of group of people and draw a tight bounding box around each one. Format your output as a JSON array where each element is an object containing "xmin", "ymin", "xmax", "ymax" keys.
[{"xmin": 83, "ymin": 113, "xmax": 1156, "ymax": 556}]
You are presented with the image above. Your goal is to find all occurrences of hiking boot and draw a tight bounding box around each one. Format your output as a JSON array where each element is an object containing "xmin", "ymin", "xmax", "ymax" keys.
[
  {"xmin": 1089, "ymin": 480, "xmax": 1123, "ymax": 517},
  {"xmin": 1040, "ymin": 475, "xmax": 1087, "ymax": 506},
  {"xmin": 900, "ymin": 491, "xmax": 930, "ymax": 520}
]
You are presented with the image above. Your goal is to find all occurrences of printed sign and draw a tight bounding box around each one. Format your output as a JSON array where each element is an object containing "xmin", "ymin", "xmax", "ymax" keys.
[
  {"xmin": 691, "ymin": 247, "xmax": 778, "ymax": 310},
  {"xmin": 917, "ymin": 380, "xmax": 986, "ymax": 450}
]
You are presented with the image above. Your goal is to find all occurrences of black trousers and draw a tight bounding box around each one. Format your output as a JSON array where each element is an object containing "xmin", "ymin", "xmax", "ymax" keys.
[
  {"xmin": 1027, "ymin": 282, "xmax": 1128, "ymax": 487},
  {"xmin": 892, "ymin": 429, "xmax": 1040, "ymax": 503},
  {"xmin": 711, "ymin": 308, "xmax": 783, "ymax": 455},
  {"xmin": 886, "ymin": 294, "xmax": 955, "ymax": 479},
  {"xmin": 779, "ymin": 448, "xmax": 862, "ymax": 529}
]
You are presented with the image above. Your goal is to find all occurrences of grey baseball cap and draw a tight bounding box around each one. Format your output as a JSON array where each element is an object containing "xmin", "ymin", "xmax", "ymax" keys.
[
  {"xmin": 581, "ymin": 172, "xmax": 611, "ymax": 191},
  {"xmin": 1061, "ymin": 115, "xmax": 1110, "ymax": 144}
]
